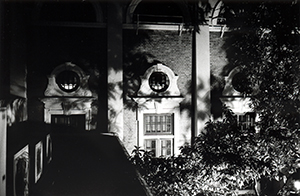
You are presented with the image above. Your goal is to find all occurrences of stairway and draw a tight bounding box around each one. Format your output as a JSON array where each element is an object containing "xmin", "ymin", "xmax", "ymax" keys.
[{"xmin": 31, "ymin": 129, "xmax": 149, "ymax": 196}]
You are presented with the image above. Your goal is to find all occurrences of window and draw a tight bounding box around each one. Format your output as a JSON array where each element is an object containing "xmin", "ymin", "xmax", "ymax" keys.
[
  {"xmin": 51, "ymin": 115, "xmax": 85, "ymax": 130},
  {"xmin": 232, "ymin": 72, "xmax": 252, "ymax": 94},
  {"xmin": 144, "ymin": 114, "xmax": 173, "ymax": 135},
  {"xmin": 56, "ymin": 70, "xmax": 80, "ymax": 92},
  {"xmin": 236, "ymin": 112, "xmax": 256, "ymax": 130},
  {"xmin": 149, "ymin": 72, "xmax": 170, "ymax": 92},
  {"xmin": 145, "ymin": 139, "xmax": 173, "ymax": 157}
]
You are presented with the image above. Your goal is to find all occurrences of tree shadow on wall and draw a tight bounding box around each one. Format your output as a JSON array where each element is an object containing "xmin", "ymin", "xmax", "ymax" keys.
[
  {"xmin": 124, "ymin": 54, "xmax": 166, "ymax": 111},
  {"xmin": 210, "ymin": 74, "xmax": 225, "ymax": 119},
  {"xmin": 180, "ymin": 76, "xmax": 214, "ymax": 124}
]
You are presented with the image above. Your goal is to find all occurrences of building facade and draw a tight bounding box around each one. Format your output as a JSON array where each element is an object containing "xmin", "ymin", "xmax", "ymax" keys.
[
  {"xmin": 0, "ymin": 1, "xmax": 266, "ymax": 194},
  {"xmin": 0, "ymin": 0, "xmax": 254, "ymax": 160}
]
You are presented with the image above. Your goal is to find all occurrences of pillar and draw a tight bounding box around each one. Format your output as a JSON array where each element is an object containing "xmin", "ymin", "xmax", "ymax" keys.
[
  {"xmin": 107, "ymin": 2, "xmax": 124, "ymax": 140},
  {"xmin": 192, "ymin": 25, "xmax": 211, "ymax": 141}
]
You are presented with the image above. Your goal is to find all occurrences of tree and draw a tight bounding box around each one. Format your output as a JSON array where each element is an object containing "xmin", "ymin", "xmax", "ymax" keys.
[
  {"xmin": 217, "ymin": 0, "xmax": 300, "ymax": 194},
  {"xmin": 223, "ymin": 0, "xmax": 300, "ymax": 131},
  {"xmin": 131, "ymin": 106, "xmax": 300, "ymax": 195}
]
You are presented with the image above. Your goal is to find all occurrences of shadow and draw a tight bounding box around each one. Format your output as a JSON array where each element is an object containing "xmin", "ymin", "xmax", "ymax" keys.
[
  {"xmin": 180, "ymin": 76, "xmax": 211, "ymax": 122},
  {"xmin": 221, "ymin": 0, "xmax": 300, "ymax": 131},
  {"xmin": 211, "ymin": 74, "xmax": 225, "ymax": 119},
  {"xmin": 30, "ymin": 124, "xmax": 149, "ymax": 196},
  {"xmin": 122, "ymin": 29, "xmax": 157, "ymax": 112}
]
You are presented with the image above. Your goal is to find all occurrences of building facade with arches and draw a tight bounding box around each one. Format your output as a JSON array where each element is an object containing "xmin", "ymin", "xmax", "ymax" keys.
[
  {"xmin": 0, "ymin": 0, "xmax": 253, "ymax": 153},
  {"xmin": 0, "ymin": 0, "xmax": 259, "ymax": 194}
]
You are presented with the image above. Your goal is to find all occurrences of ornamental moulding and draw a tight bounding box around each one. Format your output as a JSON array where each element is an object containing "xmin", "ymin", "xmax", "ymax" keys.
[{"xmin": 132, "ymin": 63, "xmax": 183, "ymax": 110}]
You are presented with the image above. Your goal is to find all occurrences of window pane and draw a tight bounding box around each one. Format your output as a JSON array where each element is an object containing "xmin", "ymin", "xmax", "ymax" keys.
[
  {"xmin": 151, "ymin": 140, "xmax": 156, "ymax": 149},
  {"xmin": 157, "ymin": 123, "xmax": 161, "ymax": 132},
  {"xmin": 236, "ymin": 113, "xmax": 256, "ymax": 130},
  {"xmin": 166, "ymin": 140, "xmax": 171, "ymax": 155},
  {"xmin": 162, "ymin": 123, "xmax": 166, "ymax": 132},
  {"xmin": 167, "ymin": 116, "xmax": 170, "ymax": 123},
  {"xmin": 56, "ymin": 70, "xmax": 80, "ymax": 92},
  {"xmin": 149, "ymin": 72, "xmax": 170, "ymax": 92},
  {"xmin": 161, "ymin": 140, "xmax": 172, "ymax": 156},
  {"xmin": 152, "ymin": 123, "xmax": 156, "ymax": 132},
  {"xmin": 145, "ymin": 140, "xmax": 156, "ymax": 157},
  {"xmin": 144, "ymin": 114, "xmax": 173, "ymax": 134},
  {"xmin": 166, "ymin": 124, "xmax": 171, "ymax": 132}
]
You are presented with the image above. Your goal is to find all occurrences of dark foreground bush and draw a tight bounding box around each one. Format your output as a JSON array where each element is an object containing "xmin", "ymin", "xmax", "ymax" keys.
[{"xmin": 131, "ymin": 108, "xmax": 300, "ymax": 196}]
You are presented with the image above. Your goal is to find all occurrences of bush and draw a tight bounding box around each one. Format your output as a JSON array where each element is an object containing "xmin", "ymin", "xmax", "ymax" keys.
[{"xmin": 131, "ymin": 107, "xmax": 300, "ymax": 196}]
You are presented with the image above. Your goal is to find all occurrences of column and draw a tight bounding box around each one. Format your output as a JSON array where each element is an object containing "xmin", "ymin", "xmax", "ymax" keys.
[
  {"xmin": 192, "ymin": 25, "xmax": 211, "ymax": 142},
  {"xmin": 107, "ymin": 2, "xmax": 124, "ymax": 140},
  {"xmin": 0, "ymin": 108, "xmax": 7, "ymax": 196}
]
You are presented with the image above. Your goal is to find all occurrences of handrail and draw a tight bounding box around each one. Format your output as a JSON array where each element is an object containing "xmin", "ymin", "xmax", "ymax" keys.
[
  {"xmin": 134, "ymin": 14, "xmax": 184, "ymax": 35},
  {"xmin": 135, "ymin": 14, "xmax": 183, "ymax": 24}
]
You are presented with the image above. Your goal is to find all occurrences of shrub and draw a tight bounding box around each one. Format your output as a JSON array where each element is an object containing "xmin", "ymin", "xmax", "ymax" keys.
[{"xmin": 131, "ymin": 107, "xmax": 300, "ymax": 196}]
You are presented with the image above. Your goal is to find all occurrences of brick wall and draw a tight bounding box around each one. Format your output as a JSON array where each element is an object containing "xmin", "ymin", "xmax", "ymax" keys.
[
  {"xmin": 210, "ymin": 32, "xmax": 231, "ymax": 119},
  {"xmin": 123, "ymin": 29, "xmax": 193, "ymax": 153},
  {"xmin": 210, "ymin": 32, "xmax": 229, "ymax": 78}
]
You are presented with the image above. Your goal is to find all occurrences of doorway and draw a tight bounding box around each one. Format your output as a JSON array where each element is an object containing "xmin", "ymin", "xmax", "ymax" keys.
[{"xmin": 51, "ymin": 114, "xmax": 85, "ymax": 131}]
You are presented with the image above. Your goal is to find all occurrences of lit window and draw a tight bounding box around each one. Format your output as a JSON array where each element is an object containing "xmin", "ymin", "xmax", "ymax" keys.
[
  {"xmin": 145, "ymin": 139, "xmax": 173, "ymax": 157},
  {"xmin": 56, "ymin": 70, "xmax": 80, "ymax": 92},
  {"xmin": 144, "ymin": 114, "xmax": 173, "ymax": 135},
  {"xmin": 149, "ymin": 72, "xmax": 170, "ymax": 92},
  {"xmin": 145, "ymin": 139, "xmax": 156, "ymax": 156},
  {"xmin": 236, "ymin": 112, "xmax": 256, "ymax": 130},
  {"xmin": 161, "ymin": 139, "xmax": 172, "ymax": 156}
]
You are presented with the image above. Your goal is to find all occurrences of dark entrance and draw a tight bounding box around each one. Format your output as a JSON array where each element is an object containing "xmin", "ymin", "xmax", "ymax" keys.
[{"xmin": 51, "ymin": 114, "xmax": 85, "ymax": 131}]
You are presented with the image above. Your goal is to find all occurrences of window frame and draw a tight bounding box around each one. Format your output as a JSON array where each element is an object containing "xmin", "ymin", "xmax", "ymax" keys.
[
  {"xmin": 148, "ymin": 71, "xmax": 170, "ymax": 92},
  {"xmin": 55, "ymin": 70, "xmax": 81, "ymax": 92},
  {"xmin": 236, "ymin": 112, "xmax": 256, "ymax": 130},
  {"xmin": 144, "ymin": 113, "xmax": 174, "ymax": 135},
  {"xmin": 144, "ymin": 138, "xmax": 173, "ymax": 157}
]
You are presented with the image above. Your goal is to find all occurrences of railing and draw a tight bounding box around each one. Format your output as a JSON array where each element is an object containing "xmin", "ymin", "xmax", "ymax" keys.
[
  {"xmin": 134, "ymin": 14, "xmax": 184, "ymax": 35},
  {"xmin": 134, "ymin": 14, "xmax": 183, "ymax": 25}
]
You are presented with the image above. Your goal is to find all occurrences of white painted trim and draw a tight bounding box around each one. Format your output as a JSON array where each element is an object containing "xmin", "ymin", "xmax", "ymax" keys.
[
  {"xmin": 44, "ymin": 62, "xmax": 92, "ymax": 97},
  {"xmin": 13, "ymin": 145, "xmax": 29, "ymax": 196},
  {"xmin": 0, "ymin": 107, "xmax": 6, "ymax": 196},
  {"xmin": 223, "ymin": 66, "xmax": 243, "ymax": 97},
  {"xmin": 35, "ymin": 141, "xmax": 43, "ymax": 183},
  {"xmin": 46, "ymin": 134, "xmax": 52, "ymax": 164},
  {"xmin": 123, "ymin": 23, "xmax": 230, "ymax": 32},
  {"xmin": 123, "ymin": 23, "xmax": 187, "ymax": 31},
  {"xmin": 137, "ymin": 63, "xmax": 181, "ymax": 97},
  {"xmin": 44, "ymin": 108, "xmax": 92, "ymax": 130},
  {"xmin": 137, "ymin": 105, "xmax": 182, "ymax": 156}
]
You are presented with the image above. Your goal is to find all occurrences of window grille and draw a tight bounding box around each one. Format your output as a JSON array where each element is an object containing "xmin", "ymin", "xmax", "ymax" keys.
[
  {"xmin": 236, "ymin": 112, "xmax": 256, "ymax": 130},
  {"xmin": 149, "ymin": 72, "xmax": 170, "ymax": 92},
  {"xmin": 145, "ymin": 139, "xmax": 173, "ymax": 157},
  {"xmin": 144, "ymin": 113, "xmax": 174, "ymax": 135},
  {"xmin": 56, "ymin": 70, "xmax": 80, "ymax": 92}
]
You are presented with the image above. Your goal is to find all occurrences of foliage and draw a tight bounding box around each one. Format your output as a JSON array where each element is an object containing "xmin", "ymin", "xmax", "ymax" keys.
[
  {"xmin": 223, "ymin": 0, "xmax": 300, "ymax": 131},
  {"xmin": 131, "ymin": 107, "xmax": 300, "ymax": 196},
  {"xmin": 130, "ymin": 1, "xmax": 300, "ymax": 195}
]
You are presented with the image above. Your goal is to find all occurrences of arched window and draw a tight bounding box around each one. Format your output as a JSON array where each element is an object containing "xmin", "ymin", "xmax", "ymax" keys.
[
  {"xmin": 56, "ymin": 70, "xmax": 80, "ymax": 92},
  {"xmin": 231, "ymin": 72, "xmax": 252, "ymax": 94},
  {"xmin": 149, "ymin": 72, "xmax": 170, "ymax": 92}
]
